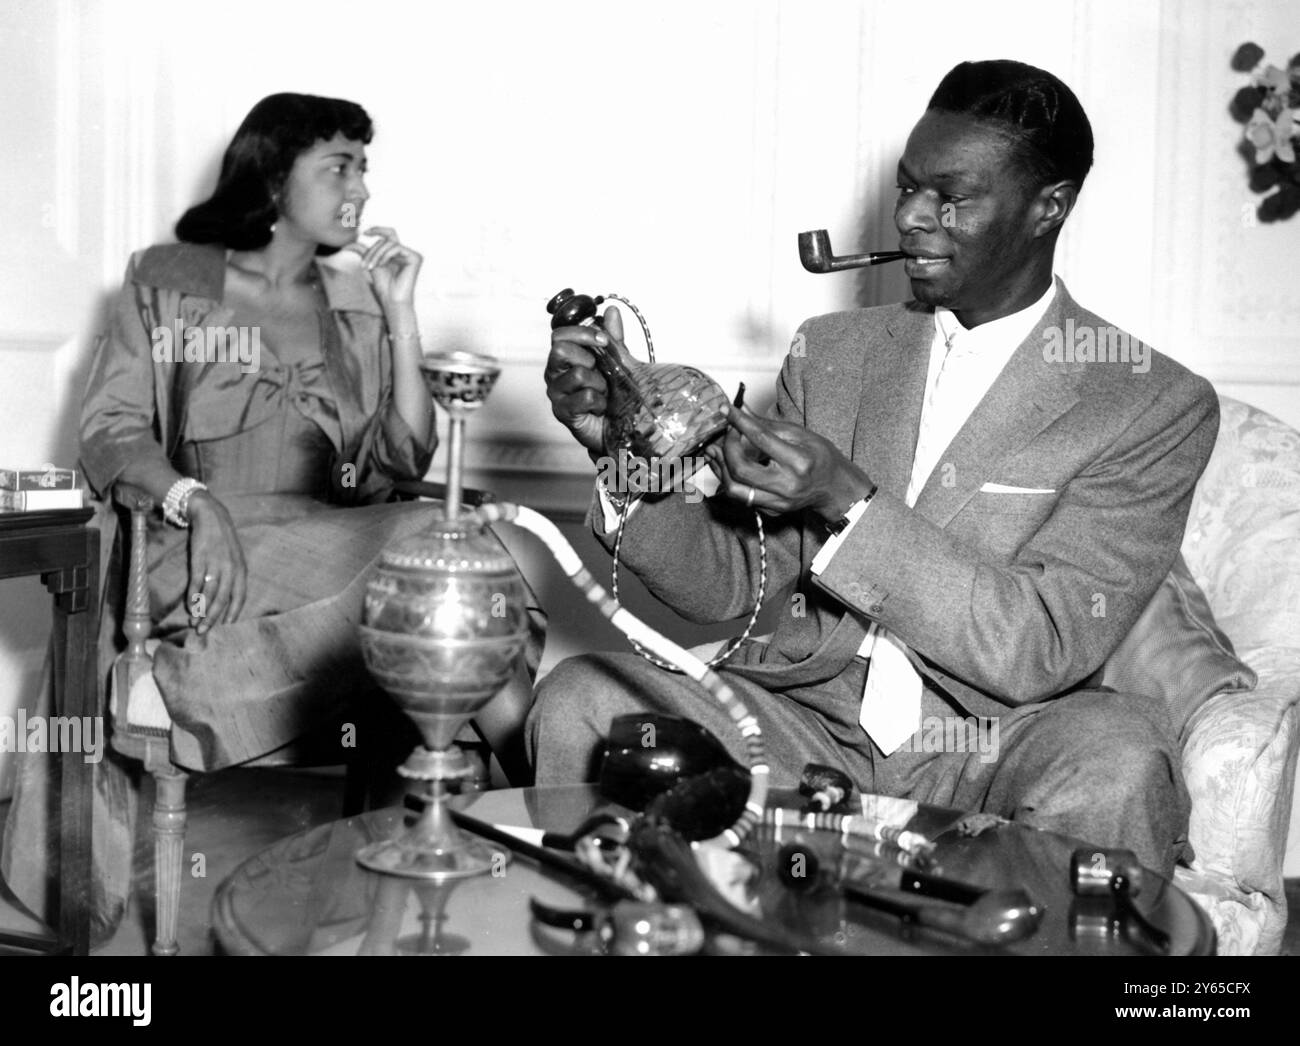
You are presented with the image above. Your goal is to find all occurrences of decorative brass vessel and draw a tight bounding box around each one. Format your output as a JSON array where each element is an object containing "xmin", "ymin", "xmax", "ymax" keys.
[{"xmin": 356, "ymin": 351, "xmax": 528, "ymax": 880}]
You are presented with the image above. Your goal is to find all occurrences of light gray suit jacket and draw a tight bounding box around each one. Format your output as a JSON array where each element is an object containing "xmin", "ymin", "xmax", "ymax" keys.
[{"xmin": 593, "ymin": 278, "xmax": 1219, "ymax": 722}]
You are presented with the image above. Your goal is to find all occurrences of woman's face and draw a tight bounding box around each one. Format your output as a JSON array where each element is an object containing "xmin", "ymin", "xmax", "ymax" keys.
[{"xmin": 276, "ymin": 133, "xmax": 370, "ymax": 248}]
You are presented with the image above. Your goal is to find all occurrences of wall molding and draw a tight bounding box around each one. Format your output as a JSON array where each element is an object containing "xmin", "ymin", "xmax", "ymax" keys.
[{"xmin": 0, "ymin": 333, "xmax": 73, "ymax": 354}]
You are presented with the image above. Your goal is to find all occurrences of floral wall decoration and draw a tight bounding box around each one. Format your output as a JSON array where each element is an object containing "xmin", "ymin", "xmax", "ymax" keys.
[{"xmin": 1230, "ymin": 42, "xmax": 1300, "ymax": 222}]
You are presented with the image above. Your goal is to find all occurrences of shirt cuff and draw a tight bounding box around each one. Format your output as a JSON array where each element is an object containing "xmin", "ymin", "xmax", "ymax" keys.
[
  {"xmin": 596, "ymin": 479, "xmax": 638, "ymax": 534},
  {"xmin": 810, "ymin": 496, "xmax": 873, "ymax": 574}
]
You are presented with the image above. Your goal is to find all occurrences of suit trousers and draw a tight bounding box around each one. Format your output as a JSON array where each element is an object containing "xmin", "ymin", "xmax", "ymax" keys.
[{"xmin": 527, "ymin": 651, "xmax": 1192, "ymax": 877}]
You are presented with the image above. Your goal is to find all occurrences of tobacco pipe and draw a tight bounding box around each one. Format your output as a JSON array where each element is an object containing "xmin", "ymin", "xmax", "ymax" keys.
[
  {"xmin": 798, "ymin": 229, "xmax": 904, "ymax": 273},
  {"xmin": 776, "ymin": 841, "xmax": 1042, "ymax": 945},
  {"xmin": 447, "ymin": 809, "xmax": 639, "ymax": 903},
  {"xmin": 1069, "ymin": 847, "xmax": 1168, "ymax": 953},
  {"xmin": 598, "ymin": 713, "xmax": 745, "ymax": 814},
  {"xmin": 627, "ymin": 816, "xmax": 844, "ymax": 955},
  {"xmin": 841, "ymin": 879, "xmax": 1044, "ymax": 947}
]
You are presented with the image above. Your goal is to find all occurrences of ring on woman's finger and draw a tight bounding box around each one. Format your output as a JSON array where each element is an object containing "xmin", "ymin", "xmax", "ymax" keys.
[{"xmin": 204, "ymin": 573, "xmax": 216, "ymax": 584}]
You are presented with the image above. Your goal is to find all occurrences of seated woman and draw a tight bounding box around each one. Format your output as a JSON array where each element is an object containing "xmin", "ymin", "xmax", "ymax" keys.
[{"xmin": 3, "ymin": 93, "xmax": 542, "ymax": 939}]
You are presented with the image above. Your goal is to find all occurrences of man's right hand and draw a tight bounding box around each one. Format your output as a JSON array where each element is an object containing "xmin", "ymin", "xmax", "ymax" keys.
[{"xmin": 545, "ymin": 305, "xmax": 627, "ymax": 457}]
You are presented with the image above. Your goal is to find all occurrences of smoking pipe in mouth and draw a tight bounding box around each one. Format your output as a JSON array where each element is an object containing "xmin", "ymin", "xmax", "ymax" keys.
[{"xmin": 798, "ymin": 229, "xmax": 905, "ymax": 273}]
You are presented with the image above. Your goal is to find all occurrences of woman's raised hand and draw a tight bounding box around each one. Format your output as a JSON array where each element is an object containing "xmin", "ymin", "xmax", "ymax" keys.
[
  {"xmin": 347, "ymin": 226, "xmax": 422, "ymax": 309},
  {"xmin": 185, "ymin": 491, "xmax": 248, "ymax": 634}
]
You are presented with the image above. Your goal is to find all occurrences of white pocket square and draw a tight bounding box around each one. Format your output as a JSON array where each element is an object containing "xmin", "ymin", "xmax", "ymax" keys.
[{"xmin": 980, "ymin": 482, "xmax": 1056, "ymax": 494}]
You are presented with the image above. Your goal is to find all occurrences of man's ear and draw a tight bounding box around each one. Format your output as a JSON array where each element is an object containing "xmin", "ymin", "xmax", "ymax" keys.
[{"xmin": 1033, "ymin": 180, "xmax": 1079, "ymax": 239}]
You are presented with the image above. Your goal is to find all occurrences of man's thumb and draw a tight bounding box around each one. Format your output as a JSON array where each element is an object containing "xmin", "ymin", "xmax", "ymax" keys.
[{"xmin": 602, "ymin": 304, "xmax": 624, "ymax": 342}]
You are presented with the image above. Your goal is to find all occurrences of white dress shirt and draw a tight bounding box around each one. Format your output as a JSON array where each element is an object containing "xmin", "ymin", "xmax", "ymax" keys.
[{"xmin": 811, "ymin": 278, "xmax": 1058, "ymax": 753}]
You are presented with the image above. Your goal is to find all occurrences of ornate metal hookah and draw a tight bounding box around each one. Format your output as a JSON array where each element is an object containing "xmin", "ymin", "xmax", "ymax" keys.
[{"xmin": 356, "ymin": 348, "xmax": 770, "ymax": 882}]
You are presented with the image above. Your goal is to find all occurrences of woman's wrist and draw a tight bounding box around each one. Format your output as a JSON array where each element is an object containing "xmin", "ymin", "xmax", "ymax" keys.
[
  {"xmin": 185, "ymin": 488, "xmax": 220, "ymax": 522},
  {"xmin": 385, "ymin": 304, "xmax": 420, "ymax": 344}
]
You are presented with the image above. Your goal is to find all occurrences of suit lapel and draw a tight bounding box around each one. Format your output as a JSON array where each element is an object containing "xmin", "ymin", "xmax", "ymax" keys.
[
  {"xmin": 754, "ymin": 304, "xmax": 931, "ymax": 689},
  {"xmin": 911, "ymin": 279, "xmax": 1085, "ymax": 529},
  {"xmin": 850, "ymin": 302, "xmax": 933, "ymax": 499}
]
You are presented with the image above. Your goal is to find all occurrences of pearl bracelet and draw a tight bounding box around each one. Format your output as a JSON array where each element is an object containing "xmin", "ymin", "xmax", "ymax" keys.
[{"xmin": 163, "ymin": 477, "xmax": 208, "ymax": 528}]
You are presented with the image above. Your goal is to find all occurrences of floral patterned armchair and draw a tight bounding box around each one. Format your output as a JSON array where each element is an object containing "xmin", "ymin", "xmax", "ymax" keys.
[{"xmin": 1171, "ymin": 395, "xmax": 1300, "ymax": 955}]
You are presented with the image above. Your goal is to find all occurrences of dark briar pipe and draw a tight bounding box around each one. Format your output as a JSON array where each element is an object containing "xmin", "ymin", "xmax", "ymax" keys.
[{"xmin": 798, "ymin": 229, "xmax": 904, "ymax": 273}]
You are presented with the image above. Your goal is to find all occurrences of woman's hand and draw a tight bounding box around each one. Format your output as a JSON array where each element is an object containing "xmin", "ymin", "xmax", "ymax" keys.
[
  {"xmin": 703, "ymin": 405, "xmax": 875, "ymax": 523},
  {"xmin": 185, "ymin": 491, "xmax": 248, "ymax": 635},
  {"xmin": 348, "ymin": 226, "xmax": 422, "ymax": 309}
]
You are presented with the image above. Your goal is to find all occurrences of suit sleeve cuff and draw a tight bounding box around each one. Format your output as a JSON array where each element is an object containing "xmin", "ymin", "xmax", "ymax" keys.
[{"xmin": 810, "ymin": 496, "xmax": 873, "ymax": 574}]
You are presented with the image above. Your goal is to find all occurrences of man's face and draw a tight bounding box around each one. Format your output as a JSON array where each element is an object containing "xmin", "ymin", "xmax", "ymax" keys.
[{"xmin": 894, "ymin": 110, "xmax": 1045, "ymax": 317}]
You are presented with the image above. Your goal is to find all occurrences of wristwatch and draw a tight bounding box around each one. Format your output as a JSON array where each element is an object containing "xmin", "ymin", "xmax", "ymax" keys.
[{"xmin": 824, "ymin": 482, "xmax": 878, "ymax": 536}]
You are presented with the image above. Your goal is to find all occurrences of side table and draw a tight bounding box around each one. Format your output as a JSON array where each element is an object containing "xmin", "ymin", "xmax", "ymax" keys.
[
  {"xmin": 0, "ymin": 507, "xmax": 99, "ymax": 956},
  {"xmin": 213, "ymin": 785, "xmax": 1215, "ymax": 956}
]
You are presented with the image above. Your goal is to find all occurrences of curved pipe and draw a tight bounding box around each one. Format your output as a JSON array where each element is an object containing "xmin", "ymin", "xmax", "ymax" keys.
[{"xmin": 798, "ymin": 229, "xmax": 904, "ymax": 273}]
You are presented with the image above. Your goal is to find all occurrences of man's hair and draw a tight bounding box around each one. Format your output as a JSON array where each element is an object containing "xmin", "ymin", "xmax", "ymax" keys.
[
  {"xmin": 176, "ymin": 92, "xmax": 373, "ymax": 253},
  {"xmin": 927, "ymin": 60, "xmax": 1094, "ymax": 192}
]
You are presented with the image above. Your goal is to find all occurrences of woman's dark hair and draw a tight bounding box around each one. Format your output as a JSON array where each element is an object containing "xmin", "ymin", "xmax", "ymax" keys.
[
  {"xmin": 927, "ymin": 60, "xmax": 1094, "ymax": 192},
  {"xmin": 176, "ymin": 92, "xmax": 373, "ymax": 251}
]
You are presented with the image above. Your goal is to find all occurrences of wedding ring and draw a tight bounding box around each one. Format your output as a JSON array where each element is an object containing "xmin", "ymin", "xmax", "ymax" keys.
[
  {"xmin": 204, "ymin": 573, "xmax": 215, "ymax": 584},
  {"xmin": 745, "ymin": 486, "xmax": 756, "ymax": 508}
]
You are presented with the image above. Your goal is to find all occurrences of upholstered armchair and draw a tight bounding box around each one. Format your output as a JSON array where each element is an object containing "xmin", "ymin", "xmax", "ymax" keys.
[
  {"xmin": 687, "ymin": 394, "xmax": 1300, "ymax": 955},
  {"xmin": 1170, "ymin": 395, "xmax": 1300, "ymax": 956}
]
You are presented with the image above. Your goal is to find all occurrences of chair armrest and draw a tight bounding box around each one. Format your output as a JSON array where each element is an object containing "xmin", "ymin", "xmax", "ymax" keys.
[
  {"xmin": 1179, "ymin": 647, "xmax": 1300, "ymax": 953},
  {"xmin": 109, "ymin": 482, "xmax": 155, "ymax": 682},
  {"xmin": 112, "ymin": 481, "xmax": 155, "ymax": 514},
  {"xmin": 390, "ymin": 479, "xmax": 496, "ymax": 508}
]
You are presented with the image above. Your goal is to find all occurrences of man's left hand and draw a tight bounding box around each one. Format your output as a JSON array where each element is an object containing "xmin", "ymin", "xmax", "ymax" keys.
[{"xmin": 703, "ymin": 405, "xmax": 874, "ymax": 523}]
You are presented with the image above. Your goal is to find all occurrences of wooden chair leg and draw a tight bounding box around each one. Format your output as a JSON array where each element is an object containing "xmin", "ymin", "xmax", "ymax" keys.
[{"xmin": 150, "ymin": 765, "xmax": 188, "ymax": 957}]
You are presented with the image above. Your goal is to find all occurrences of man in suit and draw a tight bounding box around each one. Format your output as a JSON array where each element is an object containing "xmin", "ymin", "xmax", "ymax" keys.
[{"xmin": 533, "ymin": 60, "xmax": 1218, "ymax": 877}]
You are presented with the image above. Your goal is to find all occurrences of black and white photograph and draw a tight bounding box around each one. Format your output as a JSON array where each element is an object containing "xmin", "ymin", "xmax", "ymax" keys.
[{"xmin": 0, "ymin": 0, "xmax": 1295, "ymax": 1022}]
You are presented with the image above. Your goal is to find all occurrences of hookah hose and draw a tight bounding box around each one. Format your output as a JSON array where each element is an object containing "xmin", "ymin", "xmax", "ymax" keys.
[
  {"xmin": 602, "ymin": 291, "xmax": 768, "ymax": 673},
  {"xmin": 610, "ymin": 487, "xmax": 766, "ymax": 672},
  {"xmin": 475, "ymin": 502, "xmax": 769, "ymax": 849}
]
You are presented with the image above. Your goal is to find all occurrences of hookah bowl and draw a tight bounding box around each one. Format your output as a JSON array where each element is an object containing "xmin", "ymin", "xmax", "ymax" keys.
[
  {"xmin": 356, "ymin": 351, "xmax": 529, "ymax": 880},
  {"xmin": 546, "ymin": 289, "xmax": 732, "ymax": 473}
]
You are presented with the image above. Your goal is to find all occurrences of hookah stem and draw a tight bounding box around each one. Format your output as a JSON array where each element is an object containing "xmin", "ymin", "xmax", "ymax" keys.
[
  {"xmin": 477, "ymin": 502, "xmax": 769, "ymax": 848},
  {"xmin": 445, "ymin": 412, "xmax": 465, "ymax": 520},
  {"xmin": 763, "ymin": 807, "xmax": 935, "ymax": 860}
]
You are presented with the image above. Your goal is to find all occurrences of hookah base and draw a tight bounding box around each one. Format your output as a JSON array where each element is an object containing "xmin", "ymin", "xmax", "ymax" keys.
[{"xmin": 357, "ymin": 822, "xmax": 511, "ymax": 881}]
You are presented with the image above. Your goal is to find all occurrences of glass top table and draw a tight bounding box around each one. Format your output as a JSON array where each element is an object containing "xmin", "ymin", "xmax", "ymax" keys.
[{"xmin": 211, "ymin": 785, "xmax": 1214, "ymax": 956}]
